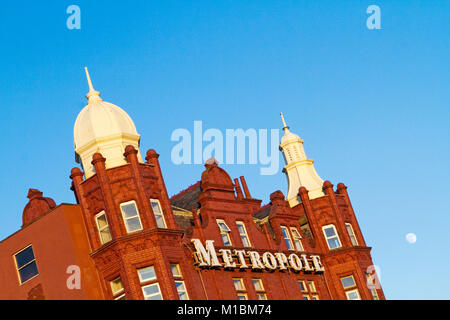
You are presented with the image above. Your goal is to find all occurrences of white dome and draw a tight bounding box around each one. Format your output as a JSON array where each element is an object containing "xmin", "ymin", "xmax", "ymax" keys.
[
  {"xmin": 73, "ymin": 68, "xmax": 142, "ymax": 178},
  {"xmin": 74, "ymin": 99, "xmax": 139, "ymax": 150}
]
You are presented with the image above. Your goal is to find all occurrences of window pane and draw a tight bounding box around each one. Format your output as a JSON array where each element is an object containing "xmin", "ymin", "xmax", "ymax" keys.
[
  {"xmin": 110, "ymin": 277, "xmax": 124, "ymax": 294},
  {"xmin": 151, "ymin": 201, "xmax": 162, "ymax": 214},
  {"xmin": 238, "ymin": 294, "xmax": 248, "ymax": 300},
  {"xmin": 96, "ymin": 214, "xmax": 108, "ymax": 229},
  {"xmin": 18, "ymin": 261, "xmax": 38, "ymax": 283},
  {"xmin": 138, "ymin": 266, "xmax": 156, "ymax": 282},
  {"xmin": 327, "ymin": 237, "xmax": 341, "ymax": 249},
  {"xmin": 299, "ymin": 281, "xmax": 306, "ymax": 292},
  {"xmin": 308, "ymin": 281, "xmax": 316, "ymax": 292},
  {"xmin": 253, "ymin": 279, "xmax": 263, "ymax": 291},
  {"xmin": 237, "ymin": 224, "xmax": 245, "ymax": 234},
  {"xmin": 155, "ymin": 215, "xmax": 166, "ymax": 228},
  {"xmin": 121, "ymin": 203, "xmax": 138, "ymax": 218},
  {"xmin": 257, "ymin": 293, "xmax": 267, "ymax": 300},
  {"xmin": 324, "ymin": 227, "xmax": 336, "ymax": 238},
  {"xmin": 100, "ymin": 227, "xmax": 112, "ymax": 244},
  {"xmin": 179, "ymin": 291, "xmax": 189, "ymax": 300},
  {"xmin": 143, "ymin": 284, "xmax": 160, "ymax": 296},
  {"xmin": 346, "ymin": 290, "xmax": 360, "ymax": 300},
  {"xmin": 126, "ymin": 217, "xmax": 142, "ymax": 232},
  {"xmin": 171, "ymin": 264, "xmax": 181, "ymax": 277},
  {"xmin": 218, "ymin": 222, "xmax": 231, "ymax": 232},
  {"xmin": 222, "ymin": 234, "xmax": 231, "ymax": 246},
  {"xmin": 241, "ymin": 236, "xmax": 250, "ymax": 247},
  {"xmin": 233, "ymin": 279, "xmax": 244, "ymax": 291},
  {"xmin": 341, "ymin": 276, "xmax": 356, "ymax": 289},
  {"xmin": 15, "ymin": 247, "xmax": 35, "ymax": 269}
]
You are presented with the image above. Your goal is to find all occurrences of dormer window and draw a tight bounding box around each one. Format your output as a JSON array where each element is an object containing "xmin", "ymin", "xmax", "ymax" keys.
[
  {"xmin": 217, "ymin": 220, "xmax": 232, "ymax": 246},
  {"xmin": 150, "ymin": 199, "xmax": 167, "ymax": 229}
]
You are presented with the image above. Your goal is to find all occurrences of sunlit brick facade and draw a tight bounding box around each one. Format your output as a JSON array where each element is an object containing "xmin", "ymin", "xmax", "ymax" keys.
[{"xmin": 0, "ymin": 70, "xmax": 385, "ymax": 300}]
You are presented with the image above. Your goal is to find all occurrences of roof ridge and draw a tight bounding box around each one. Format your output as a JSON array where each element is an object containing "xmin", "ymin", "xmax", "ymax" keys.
[{"xmin": 170, "ymin": 181, "xmax": 201, "ymax": 201}]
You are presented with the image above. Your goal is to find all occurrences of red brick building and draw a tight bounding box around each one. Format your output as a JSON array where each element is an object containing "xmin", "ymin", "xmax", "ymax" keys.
[{"xmin": 0, "ymin": 70, "xmax": 385, "ymax": 300}]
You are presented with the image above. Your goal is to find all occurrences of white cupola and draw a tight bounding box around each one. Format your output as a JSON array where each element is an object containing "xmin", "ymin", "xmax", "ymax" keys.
[
  {"xmin": 279, "ymin": 113, "xmax": 325, "ymax": 207},
  {"xmin": 74, "ymin": 68, "xmax": 142, "ymax": 178}
]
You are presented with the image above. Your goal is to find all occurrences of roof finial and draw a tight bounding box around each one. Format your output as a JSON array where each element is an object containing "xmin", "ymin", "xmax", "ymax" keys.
[
  {"xmin": 280, "ymin": 112, "xmax": 289, "ymax": 130},
  {"xmin": 84, "ymin": 67, "xmax": 102, "ymax": 103}
]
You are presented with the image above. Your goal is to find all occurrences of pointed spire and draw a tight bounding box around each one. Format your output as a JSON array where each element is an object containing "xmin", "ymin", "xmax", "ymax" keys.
[
  {"xmin": 84, "ymin": 67, "xmax": 102, "ymax": 103},
  {"xmin": 280, "ymin": 112, "xmax": 290, "ymax": 131}
]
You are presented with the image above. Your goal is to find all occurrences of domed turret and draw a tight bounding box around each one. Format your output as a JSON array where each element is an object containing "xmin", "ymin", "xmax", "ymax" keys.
[
  {"xmin": 279, "ymin": 113, "xmax": 324, "ymax": 207},
  {"xmin": 74, "ymin": 68, "xmax": 142, "ymax": 178}
]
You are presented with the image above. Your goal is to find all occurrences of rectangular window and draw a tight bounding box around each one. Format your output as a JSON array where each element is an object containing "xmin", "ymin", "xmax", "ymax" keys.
[
  {"xmin": 217, "ymin": 219, "xmax": 232, "ymax": 246},
  {"xmin": 233, "ymin": 278, "xmax": 248, "ymax": 300},
  {"xmin": 150, "ymin": 199, "xmax": 167, "ymax": 229},
  {"xmin": 236, "ymin": 221, "xmax": 251, "ymax": 247},
  {"xmin": 171, "ymin": 263, "xmax": 189, "ymax": 300},
  {"xmin": 322, "ymin": 225, "xmax": 342, "ymax": 250},
  {"xmin": 95, "ymin": 211, "xmax": 112, "ymax": 245},
  {"xmin": 307, "ymin": 280, "xmax": 317, "ymax": 293},
  {"xmin": 341, "ymin": 275, "xmax": 356, "ymax": 289},
  {"xmin": 281, "ymin": 226, "xmax": 294, "ymax": 250},
  {"xmin": 366, "ymin": 273, "xmax": 380, "ymax": 300},
  {"xmin": 110, "ymin": 277, "xmax": 126, "ymax": 300},
  {"xmin": 345, "ymin": 289, "xmax": 361, "ymax": 300},
  {"xmin": 299, "ymin": 279, "xmax": 319, "ymax": 300},
  {"xmin": 341, "ymin": 275, "xmax": 361, "ymax": 300},
  {"xmin": 120, "ymin": 201, "xmax": 143, "ymax": 233},
  {"xmin": 252, "ymin": 279, "xmax": 267, "ymax": 300},
  {"xmin": 14, "ymin": 245, "xmax": 39, "ymax": 284},
  {"xmin": 138, "ymin": 266, "xmax": 163, "ymax": 300},
  {"xmin": 345, "ymin": 223, "xmax": 358, "ymax": 246},
  {"xmin": 290, "ymin": 227, "xmax": 304, "ymax": 251}
]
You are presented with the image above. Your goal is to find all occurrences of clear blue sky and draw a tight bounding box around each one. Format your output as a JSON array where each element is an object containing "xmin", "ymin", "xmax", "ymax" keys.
[{"xmin": 0, "ymin": 1, "xmax": 448, "ymax": 299}]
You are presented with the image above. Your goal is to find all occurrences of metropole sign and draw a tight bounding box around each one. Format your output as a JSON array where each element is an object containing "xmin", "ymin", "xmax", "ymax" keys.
[{"xmin": 191, "ymin": 239, "xmax": 325, "ymax": 273}]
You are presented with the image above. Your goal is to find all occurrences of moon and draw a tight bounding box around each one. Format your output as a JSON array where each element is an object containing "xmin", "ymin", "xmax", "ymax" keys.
[{"xmin": 406, "ymin": 233, "xmax": 417, "ymax": 244}]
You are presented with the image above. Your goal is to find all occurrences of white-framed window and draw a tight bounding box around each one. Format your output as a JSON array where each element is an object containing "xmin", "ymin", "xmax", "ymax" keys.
[
  {"xmin": 217, "ymin": 219, "xmax": 232, "ymax": 246},
  {"xmin": 138, "ymin": 266, "xmax": 163, "ymax": 300},
  {"xmin": 345, "ymin": 223, "xmax": 358, "ymax": 246},
  {"xmin": 252, "ymin": 279, "xmax": 267, "ymax": 300},
  {"xmin": 281, "ymin": 226, "xmax": 294, "ymax": 250},
  {"xmin": 299, "ymin": 279, "xmax": 319, "ymax": 300},
  {"xmin": 120, "ymin": 201, "xmax": 143, "ymax": 233},
  {"xmin": 171, "ymin": 263, "xmax": 189, "ymax": 300},
  {"xmin": 236, "ymin": 221, "xmax": 251, "ymax": 247},
  {"xmin": 150, "ymin": 199, "xmax": 167, "ymax": 229},
  {"xmin": 14, "ymin": 245, "xmax": 39, "ymax": 284},
  {"xmin": 341, "ymin": 275, "xmax": 361, "ymax": 300},
  {"xmin": 322, "ymin": 225, "xmax": 342, "ymax": 250},
  {"xmin": 290, "ymin": 227, "xmax": 304, "ymax": 251},
  {"xmin": 345, "ymin": 289, "xmax": 361, "ymax": 300},
  {"xmin": 233, "ymin": 278, "xmax": 247, "ymax": 300},
  {"xmin": 95, "ymin": 211, "xmax": 112, "ymax": 245},
  {"xmin": 110, "ymin": 277, "xmax": 126, "ymax": 300}
]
